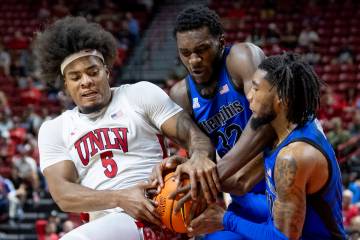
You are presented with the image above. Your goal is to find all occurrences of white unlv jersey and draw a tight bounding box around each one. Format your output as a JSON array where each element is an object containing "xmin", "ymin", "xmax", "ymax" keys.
[{"xmin": 38, "ymin": 82, "xmax": 182, "ymax": 191}]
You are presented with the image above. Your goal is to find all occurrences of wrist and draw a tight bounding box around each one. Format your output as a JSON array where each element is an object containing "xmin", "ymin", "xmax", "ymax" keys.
[
  {"xmin": 110, "ymin": 189, "xmax": 126, "ymax": 209},
  {"xmin": 217, "ymin": 208, "xmax": 226, "ymax": 230},
  {"xmin": 190, "ymin": 150, "xmax": 215, "ymax": 162}
]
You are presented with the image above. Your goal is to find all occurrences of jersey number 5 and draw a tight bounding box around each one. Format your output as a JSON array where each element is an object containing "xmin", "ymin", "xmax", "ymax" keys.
[{"xmin": 100, "ymin": 151, "xmax": 118, "ymax": 178}]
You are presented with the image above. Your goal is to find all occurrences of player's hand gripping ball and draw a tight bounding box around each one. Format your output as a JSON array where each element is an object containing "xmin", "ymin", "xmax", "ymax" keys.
[{"xmin": 153, "ymin": 172, "xmax": 207, "ymax": 233}]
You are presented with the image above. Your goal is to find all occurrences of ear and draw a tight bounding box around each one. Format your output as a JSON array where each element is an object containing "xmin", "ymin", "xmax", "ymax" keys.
[
  {"xmin": 273, "ymin": 93, "xmax": 282, "ymax": 112},
  {"xmin": 219, "ymin": 35, "xmax": 225, "ymax": 49},
  {"xmin": 104, "ymin": 65, "xmax": 110, "ymax": 79}
]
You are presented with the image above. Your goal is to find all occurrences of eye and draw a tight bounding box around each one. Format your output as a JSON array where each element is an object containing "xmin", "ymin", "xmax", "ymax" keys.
[
  {"xmin": 180, "ymin": 50, "xmax": 191, "ymax": 57},
  {"xmin": 69, "ymin": 75, "xmax": 81, "ymax": 81},
  {"xmin": 88, "ymin": 69, "xmax": 99, "ymax": 77},
  {"xmin": 195, "ymin": 45, "xmax": 210, "ymax": 54}
]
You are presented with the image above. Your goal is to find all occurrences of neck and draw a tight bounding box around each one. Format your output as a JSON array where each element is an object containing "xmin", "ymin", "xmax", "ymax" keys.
[
  {"xmin": 271, "ymin": 112, "xmax": 297, "ymax": 146},
  {"xmin": 197, "ymin": 79, "xmax": 218, "ymax": 97}
]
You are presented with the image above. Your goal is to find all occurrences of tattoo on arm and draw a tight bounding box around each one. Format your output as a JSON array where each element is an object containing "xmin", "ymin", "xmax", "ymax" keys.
[
  {"xmin": 175, "ymin": 111, "xmax": 214, "ymax": 159},
  {"xmin": 273, "ymin": 157, "xmax": 306, "ymax": 240}
]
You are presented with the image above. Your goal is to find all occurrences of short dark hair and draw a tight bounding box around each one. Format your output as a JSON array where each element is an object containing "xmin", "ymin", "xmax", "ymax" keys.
[
  {"xmin": 258, "ymin": 53, "xmax": 322, "ymax": 126},
  {"xmin": 173, "ymin": 6, "xmax": 224, "ymax": 38},
  {"xmin": 33, "ymin": 16, "xmax": 117, "ymax": 87}
]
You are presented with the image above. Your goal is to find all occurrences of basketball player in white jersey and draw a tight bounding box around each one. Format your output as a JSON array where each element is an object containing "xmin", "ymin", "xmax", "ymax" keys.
[{"xmin": 34, "ymin": 16, "xmax": 218, "ymax": 240}]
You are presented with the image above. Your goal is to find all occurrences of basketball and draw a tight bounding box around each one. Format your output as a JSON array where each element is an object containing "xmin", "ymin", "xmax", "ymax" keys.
[{"xmin": 154, "ymin": 172, "xmax": 207, "ymax": 233}]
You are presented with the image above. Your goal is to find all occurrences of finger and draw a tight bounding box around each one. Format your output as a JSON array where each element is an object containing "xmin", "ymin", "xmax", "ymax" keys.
[
  {"xmin": 143, "ymin": 201, "xmax": 162, "ymax": 226},
  {"xmin": 165, "ymin": 155, "xmax": 184, "ymax": 169},
  {"xmin": 189, "ymin": 170, "xmax": 198, "ymax": 200},
  {"xmin": 212, "ymin": 169, "xmax": 222, "ymax": 192},
  {"xmin": 156, "ymin": 165, "xmax": 164, "ymax": 188},
  {"xmin": 199, "ymin": 171, "xmax": 213, "ymax": 203},
  {"xmin": 149, "ymin": 199, "xmax": 158, "ymax": 207},
  {"xmin": 189, "ymin": 214, "xmax": 201, "ymax": 227},
  {"xmin": 168, "ymin": 184, "xmax": 190, "ymax": 199},
  {"xmin": 174, "ymin": 192, "xmax": 192, "ymax": 212},
  {"xmin": 205, "ymin": 171, "xmax": 218, "ymax": 202},
  {"xmin": 173, "ymin": 166, "xmax": 183, "ymax": 186},
  {"xmin": 142, "ymin": 209, "xmax": 162, "ymax": 227},
  {"xmin": 186, "ymin": 200, "xmax": 200, "ymax": 225}
]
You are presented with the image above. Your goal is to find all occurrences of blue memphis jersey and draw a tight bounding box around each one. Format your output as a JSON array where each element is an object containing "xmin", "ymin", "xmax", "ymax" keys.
[
  {"xmin": 186, "ymin": 46, "xmax": 252, "ymax": 157},
  {"xmin": 264, "ymin": 119, "xmax": 346, "ymax": 239}
]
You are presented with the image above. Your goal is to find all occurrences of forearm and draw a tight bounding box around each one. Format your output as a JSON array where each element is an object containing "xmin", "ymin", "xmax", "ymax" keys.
[
  {"xmin": 217, "ymin": 119, "xmax": 275, "ymax": 181},
  {"xmin": 173, "ymin": 112, "xmax": 214, "ymax": 160},
  {"xmin": 223, "ymin": 211, "xmax": 288, "ymax": 240},
  {"xmin": 50, "ymin": 180, "xmax": 120, "ymax": 213},
  {"xmin": 221, "ymin": 154, "xmax": 264, "ymax": 195}
]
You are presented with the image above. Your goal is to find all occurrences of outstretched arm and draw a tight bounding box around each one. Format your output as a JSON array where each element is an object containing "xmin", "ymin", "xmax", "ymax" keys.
[
  {"xmin": 43, "ymin": 161, "xmax": 161, "ymax": 225},
  {"xmin": 221, "ymin": 153, "xmax": 264, "ymax": 195},
  {"xmin": 217, "ymin": 122, "xmax": 274, "ymax": 181}
]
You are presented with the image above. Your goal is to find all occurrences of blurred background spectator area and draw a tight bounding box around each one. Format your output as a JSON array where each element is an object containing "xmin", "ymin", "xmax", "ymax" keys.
[{"xmin": 0, "ymin": 0, "xmax": 359, "ymax": 239}]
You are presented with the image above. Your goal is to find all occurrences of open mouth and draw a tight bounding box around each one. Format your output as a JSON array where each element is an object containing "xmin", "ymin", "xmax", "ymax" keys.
[
  {"xmin": 192, "ymin": 69, "xmax": 204, "ymax": 76},
  {"xmin": 82, "ymin": 91, "xmax": 98, "ymax": 98}
]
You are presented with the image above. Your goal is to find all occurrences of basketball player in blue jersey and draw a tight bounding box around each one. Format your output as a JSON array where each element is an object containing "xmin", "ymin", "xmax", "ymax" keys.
[
  {"xmin": 187, "ymin": 53, "xmax": 346, "ymax": 239},
  {"xmin": 167, "ymin": 6, "xmax": 276, "ymax": 239}
]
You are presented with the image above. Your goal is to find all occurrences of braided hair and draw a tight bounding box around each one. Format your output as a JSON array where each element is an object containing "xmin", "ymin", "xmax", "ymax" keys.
[{"xmin": 258, "ymin": 53, "xmax": 322, "ymax": 126}]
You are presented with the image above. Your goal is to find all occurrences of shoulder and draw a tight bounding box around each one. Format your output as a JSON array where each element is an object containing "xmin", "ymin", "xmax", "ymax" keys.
[
  {"xmin": 227, "ymin": 42, "xmax": 265, "ymax": 66},
  {"xmin": 279, "ymin": 141, "xmax": 327, "ymax": 166},
  {"xmin": 169, "ymin": 79, "xmax": 191, "ymax": 113},
  {"xmin": 38, "ymin": 114, "xmax": 68, "ymax": 146},
  {"xmin": 275, "ymin": 142, "xmax": 328, "ymax": 187},
  {"xmin": 39, "ymin": 114, "xmax": 64, "ymax": 134},
  {"xmin": 226, "ymin": 43, "xmax": 265, "ymax": 92},
  {"xmin": 116, "ymin": 81, "xmax": 164, "ymax": 103},
  {"xmin": 123, "ymin": 81, "xmax": 163, "ymax": 95}
]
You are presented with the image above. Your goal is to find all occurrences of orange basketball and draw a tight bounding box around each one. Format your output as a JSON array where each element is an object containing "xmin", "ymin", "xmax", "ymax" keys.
[{"xmin": 154, "ymin": 172, "xmax": 206, "ymax": 233}]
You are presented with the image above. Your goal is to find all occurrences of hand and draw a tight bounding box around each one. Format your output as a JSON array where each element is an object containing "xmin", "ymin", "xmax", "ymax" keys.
[
  {"xmin": 172, "ymin": 153, "xmax": 220, "ymax": 206},
  {"xmin": 149, "ymin": 155, "xmax": 188, "ymax": 193},
  {"xmin": 119, "ymin": 181, "xmax": 162, "ymax": 226},
  {"xmin": 187, "ymin": 203, "xmax": 225, "ymax": 237}
]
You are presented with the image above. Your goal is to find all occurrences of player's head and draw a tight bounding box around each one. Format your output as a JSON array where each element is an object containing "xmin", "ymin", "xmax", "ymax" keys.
[
  {"xmin": 34, "ymin": 16, "xmax": 117, "ymax": 114},
  {"xmin": 248, "ymin": 53, "xmax": 321, "ymax": 130},
  {"xmin": 174, "ymin": 6, "xmax": 224, "ymax": 85}
]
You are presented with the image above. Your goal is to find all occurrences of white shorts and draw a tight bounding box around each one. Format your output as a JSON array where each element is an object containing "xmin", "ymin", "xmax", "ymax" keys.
[{"xmin": 61, "ymin": 212, "xmax": 142, "ymax": 240}]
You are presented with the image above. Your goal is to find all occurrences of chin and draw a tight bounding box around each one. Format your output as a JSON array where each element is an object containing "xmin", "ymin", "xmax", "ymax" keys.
[{"xmin": 80, "ymin": 102, "xmax": 104, "ymax": 114}]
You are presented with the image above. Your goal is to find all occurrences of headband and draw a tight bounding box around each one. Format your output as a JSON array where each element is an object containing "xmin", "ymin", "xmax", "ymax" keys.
[{"xmin": 60, "ymin": 49, "xmax": 105, "ymax": 75}]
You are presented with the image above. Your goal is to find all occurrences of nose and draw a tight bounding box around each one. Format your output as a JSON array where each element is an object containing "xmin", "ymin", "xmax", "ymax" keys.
[
  {"xmin": 247, "ymin": 88, "xmax": 254, "ymax": 103},
  {"xmin": 80, "ymin": 74, "xmax": 94, "ymax": 88},
  {"xmin": 189, "ymin": 53, "xmax": 201, "ymax": 66}
]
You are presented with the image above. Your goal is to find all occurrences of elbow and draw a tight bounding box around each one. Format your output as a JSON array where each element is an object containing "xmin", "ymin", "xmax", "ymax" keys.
[
  {"xmin": 51, "ymin": 193, "xmax": 74, "ymax": 212},
  {"xmin": 53, "ymin": 197, "xmax": 70, "ymax": 212}
]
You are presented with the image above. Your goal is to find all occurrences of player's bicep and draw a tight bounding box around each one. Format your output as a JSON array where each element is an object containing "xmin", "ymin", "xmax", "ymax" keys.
[{"xmin": 273, "ymin": 155, "xmax": 308, "ymax": 240}]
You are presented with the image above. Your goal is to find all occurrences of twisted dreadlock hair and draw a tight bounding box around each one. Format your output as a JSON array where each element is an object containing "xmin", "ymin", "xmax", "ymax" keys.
[
  {"xmin": 33, "ymin": 16, "xmax": 117, "ymax": 88},
  {"xmin": 173, "ymin": 6, "xmax": 224, "ymax": 38},
  {"xmin": 258, "ymin": 53, "xmax": 322, "ymax": 126}
]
